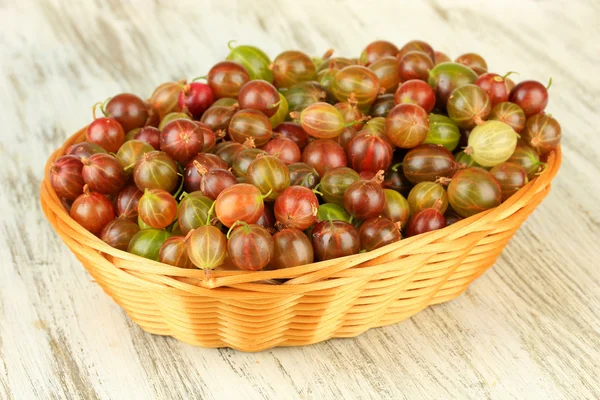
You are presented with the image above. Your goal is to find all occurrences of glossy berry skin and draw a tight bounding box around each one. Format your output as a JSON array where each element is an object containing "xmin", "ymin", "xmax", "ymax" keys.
[
  {"xmin": 475, "ymin": 73, "xmax": 511, "ymax": 108},
  {"xmin": 231, "ymin": 148, "xmax": 267, "ymax": 177},
  {"xmin": 274, "ymin": 122, "xmax": 309, "ymax": 150},
  {"xmin": 382, "ymin": 167, "xmax": 413, "ymax": 197},
  {"xmin": 127, "ymin": 229, "xmax": 172, "ymax": 261},
  {"xmin": 397, "ymin": 51, "xmax": 434, "ymax": 82},
  {"xmin": 198, "ymin": 122, "xmax": 217, "ymax": 153},
  {"xmin": 227, "ymin": 223, "xmax": 274, "ymax": 271},
  {"xmin": 274, "ymin": 186, "xmax": 319, "ymax": 230},
  {"xmin": 298, "ymin": 102, "xmax": 346, "ymax": 139},
  {"xmin": 337, "ymin": 127, "xmax": 359, "ymax": 151},
  {"xmin": 317, "ymin": 203, "xmax": 352, "ymax": 223},
  {"xmin": 444, "ymin": 210, "xmax": 463, "ymax": 226},
  {"xmin": 81, "ymin": 153, "xmax": 127, "ymax": 195},
  {"xmin": 466, "ymin": 121, "xmax": 518, "ymax": 167},
  {"xmin": 133, "ymin": 126, "xmax": 161, "ymax": 150},
  {"xmin": 343, "ymin": 178, "xmax": 386, "ymax": 220},
  {"xmin": 434, "ymin": 51, "xmax": 451, "ymax": 65},
  {"xmin": 199, "ymin": 168, "xmax": 237, "ymax": 200},
  {"xmin": 270, "ymin": 228, "xmax": 314, "ymax": 269},
  {"xmin": 509, "ymin": 80, "xmax": 549, "ymax": 117},
  {"xmin": 398, "ymin": 40, "xmax": 435, "ymax": 61},
  {"xmin": 402, "ymin": 144, "xmax": 457, "ymax": 184},
  {"xmin": 428, "ymin": 62, "xmax": 478, "ymax": 107},
  {"xmin": 360, "ymin": 40, "xmax": 399, "ymax": 66},
  {"xmin": 448, "ymin": 167, "xmax": 502, "ymax": 218},
  {"xmin": 70, "ymin": 186, "xmax": 115, "ymax": 235},
  {"xmin": 385, "ymin": 103, "xmax": 430, "ymax": 148},
  {"xmin": 490, "ymin": 162, "xmax": 528, "ymax": 202},
  {"xmin": 66, "ymin": 142, "xmax": 107, "ymax": 159},
  {"xmin": 335, "ymin": 101, "xmax": 365, "ymax": 129},
  {"xmin": 347, "ymin": 132, "xmax": 394, "ymax": 173},
  {"xmin": 423, "ymin": 114, "xmax": 461, "ymax": 151},
  {"xmin": 321, "ymin": 167, "xmax": 360, "ymax": 205},
  {"xmin": 116, "ymin": 140, "xmax": 155, "ymax": 174},
  {"xmin": 215, "ymin": 183, "xmax": 265, "ymax": 227},
  {"xmin": 159, "ymin": 236, "xmax": 194, "ymax": 268},
  {"xmin": 522, "ymin": 114, "xmax": 561, "ymax": 156},
  {"xmin": 100, "ymin": 218, "xmax": 140, "ymax": 251},
  {"xmin": 288, "ymin": 163, "xmax": 320, "ymax": 189},
  {"xmin": 284, "ymin": 81, "xmax": 327, "ymax": 113},
  {"xmin": 271, "ymin": 50, "xmax": 317, "ymax": 88},
  {"xmin": 369, "ymin": 94, "xmax": 396, "ymax": 118},
  {"xmin": 407, "ymin": 182, "xmax": 448, "ymax": 215},
  {"xmin": 262, "ymin": 137, "xmax": 301, "ymax": 165},
  {"xmin": 311, "ymin": 220, "xmax": 360, "ymax": 261},
  {"xmin": 184, "ymin": 153, "xmax": 228, "ymax": 192},
  {"xmin": 359, "ymin": 217, "xmax": 401, "ymax": 251},
  {"xmin": 116, "ymin": 184, "xmax": 143, "ymax": 220},
  {"xmin": 447, "ymin": 84, "xmax": 492, "ymax": 129},
  {"xmin": 405, "ymin": 208, "xmax": 446, "ymax": 237},
  {"xmin": 106, "ymin": 93, "xmax": 152, "ymax": 132},
  {"xmin": 507, "ymin": 141, "xmax": 543, "ymax": 180},
  {"xmin": 138, "ymin": 189, "xmax": 178, "ymax": 229},
  {"xmin": 489, "ymin": 102, "xmax": 526, "ymax": 133},
  {"xmin": 178, "ymin": 192, "xmax": 214, "ymax": 234},
  {"xmin": 226, "ymin": 43, "xmax": 273, "ymax": 82},
  {"xmin": 200, "ymin": 104, "xmax": 236, "ymax": 133},
  {"xmin": 133, "ymin": 151, "xmax": 179, "ymax": 193},
  {"xmin": 212, "ymin": 141, "xmax": 246, "ymax": 166},
  {"xmin": 178, "ymin": 82, "xmax": 214, "ymax": 119},
  {"xmin": 187, "ymin": 225, "xmax": 227, "ymax": 270},
  {"xmin": 455, "ymin": 53, "xmax": 488, "ymax": 74},
  {"xmin": 302, "ymin": 139, "xmax": 347, "ymax": 177},
  {"xmin": 160, "ymin": 119, "xmax": 204, "ymax": 163},
  {"xmin": 86, "ymin": 117, "xmax": 125, "ymax": 153},
  {"xmin": 207, "ymin": 61, "xmax": 251, "ymax": 98},
  {"xmin": 247, "ymin": 155, "xmax": 291, "ymax": 200},
  {"xmin": 256, "ymin": 203, "xmax": 276, "ymax": 233},
  {"xmin": 394, "ymin": 80, "xmax": 436, "ymax": 113},
  {"xmin": 238, "ymin": 80, "xmax": 280, "ymax": 117},
  {"xmin": 149, "ymin": 80, "xmax": 185, "ymax": 120},
  {"xmin": 368, "ymin": 56, "xmax": 400, "ymax": 93},
  {"xmin": 331, "ymin": 65, "xmax": 381, "ymax": 109},
  {"xmin": 50, "ymin": 155, "xmax": 85, "ymax": 200},
  {"xmin": 382, "ymin": 189, "xmax": 410, "ymax": 228},
  {"xmin": 229, "ymin": 109, "xmax": 273, "ymax": 146}
]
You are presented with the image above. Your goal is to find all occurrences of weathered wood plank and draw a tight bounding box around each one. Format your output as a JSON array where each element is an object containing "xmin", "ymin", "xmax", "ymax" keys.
[{"xmin": 1, "ymin": 0, "xmax": 599, "ymax": 399}]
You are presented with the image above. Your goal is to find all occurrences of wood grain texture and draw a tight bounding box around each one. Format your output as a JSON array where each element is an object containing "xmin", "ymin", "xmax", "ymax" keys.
[{"xmin": 1, "ymin": 0, "xmax": 599, "ymax": 398}]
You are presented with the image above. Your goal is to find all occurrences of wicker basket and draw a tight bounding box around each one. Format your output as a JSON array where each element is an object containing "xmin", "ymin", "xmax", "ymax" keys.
[{"xmin": 40, "ymin": 127, "xmax": 561, "ymax": 352}]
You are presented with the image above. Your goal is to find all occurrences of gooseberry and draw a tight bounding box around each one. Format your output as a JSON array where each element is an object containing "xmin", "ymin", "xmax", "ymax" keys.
[
  {"xmin": 100, "ymin": 218, "xmax": 140, "ymax": 251},
  {"xmin": 311, "ymin": 220, "xmax": 360, "ymax": 261},
  {"xmin": 127, "ymin": 228, "xmax": 172, "ymax": 261},
  {"xmin": 247, "ymin": 155, "xmax": 290, "ymax": 200},
  {"xmin": 81, "ymin": 153, "xmax": 127, "ymax": 195},
  {"xmin": 138, "ymin": 188, "xmax": 178, "ymax": 229},
  {"xmin": 274, "ymin": 186, "xmax": 319, "ymax": 230},
  {"xmin": 207, "ymin": 61, "xmax": 251, "ymax": 98},
  {"xmin": 405, "ymin": 208, "xmax": 446, "ymax": 237},
  {"xmin": 509, "ymin": 80, "xmax": 550, "ymax": 117},
  {"xmin": 402, "ymin": 144, "xmax": 457, "ymax": 183},
  {"xmin": 489, "ymin": 102, "xmax": 526, "ymax": 133},
  {"xmin": 106, "ymin": 93, "xmax": 153, "ymax": 132},
  {"xmin": 227, "ymin": 222, "xmax": 274, "ymax": 271},
  {"xmin": 301, "ymin": 139, "xmax": 347, "ymax": 177},
  {"xmin": 270, "ymin": 228, "xmax": 314, "ymax": 269},
  {"xmin": 70, "ymin": 185, "xmax": 115, "ymax": 235},
  {"xmin": 343, "ymin": 172, "xmax": 386, "ymax": 220},
  {"xmin": 521, "ymin": 113, "xmax": 561, "ymax": 156},
  {"xmin": 447, "ymin": 84, "xmax": 491, "ymax": 129},
  {"xmin": 394, "ymin": 79, "xmax": 436, "ymax": 113},
  {"xmin": 50, "ymin": 155, "xmax": 85, "ymax": 200},
  {"xmin": 159, "ymin": 236, "xmax": 194, "ymax": 268},
  {"xmin": 465, "ymin": 120, "xmax": 518, "ymax": 167},
  {"xmin": 160, "ymin": 119, "xmax": 204, "ymax": 163},
  {"xmin": 385, "ymin": 103, "xmax": 430, "ymax": 148},
  {"xmin": 447, "ymin": 167, "xmax": 502, "ymax": 217},
  {"xmin": 407, "ymin": 181, "xmax": 448, "ymax": 215},
  {"xmin": 271, "ymin": 50, "xmax": 316, "ymax": 88},
  {"xmin": 133, "ymin": 151, "xmax": 179, "ymax": 193},
  {"xmin": 215, "ymin": 183, "xmax": 265, "ymax": 227},
  {"xmin": 229, "ymin": 109, "xmax": 273, "ymax": 146},
  {"xmin": 490, "ymin": 162, "xmax": 528, "ymax": 201},
  {"xmin": 359, "ymin": 217, "xmax": 401, "ymax": 251},
  {"xmin": 178, "ymin": 82, "xmax": 214, "ymax": 119}
]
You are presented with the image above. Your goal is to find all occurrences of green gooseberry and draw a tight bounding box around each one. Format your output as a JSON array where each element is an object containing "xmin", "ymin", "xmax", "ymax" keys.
[
  {"xmin": 423, "ymin": 114, "xmax": 461, "ymax": 151},
  {"xmin": 226, "ymin": 42, "xmax": 273, "ymax": 83},
  {"xmin": 317, "ymin": 203, "xmax": 352, "ymax": 223},
  {"xmin": 269, "ymin": 92, "xmax": 289, "ymax": 128},
  {"xmin": 127, "ymin": 229, "xmax": 172, "ymax": 261}
]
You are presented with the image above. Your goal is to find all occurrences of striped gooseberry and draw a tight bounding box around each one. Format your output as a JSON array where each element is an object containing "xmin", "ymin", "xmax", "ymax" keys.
[
  {"xmin": 521, "ymin": 113, "xmax": 561, "ymax": 156},
  {"xmin": 159, "ymin": 236, "xmax": 194, "ymax": 268},
  {"xmin": 407, "ymin": 182, "xmax": 448, "ymax": 215},
  {"xmin": 227, "ymin": 222, "xmax": 274, "ymax": 271},
  {"xmin": 187, "ymin": 225, "xmax": 227, "ymax": 279},
  {"xmin": 385, "ymin": 103, "xmax": 430, "ymax": 148},
  {"xmin": 490, "ymin": 162, "xmax": 529, "ymax": 202},
  {"xmin": 247, "ymin": 155, "xmax": 291, "ymax": 200},
  {"xmin": 138, "ymin": 188, "xmax": 177, "ymax": 229},
  {"xmin": 270, "ymin": 228, "xmax": 314, "ymax": 269},
  {"xmin": 127, "ymin": 229, "xmax": 172, "ymax": 261},
  {"xmin": 489, "ymin": 102, "xmax": 526, "ymax": 133},
  {"xmin": 465, "ymin": 120, "xmax": 518, "ymax": 167},
  {"xmin": 311, "ymin": 220, "xmax": 360, "ymax": 261},
  {"xmin": 447, "ymin": 167, "xmax": 502, "ymax": 217},
  {"xmin": 229, "ymin": 109, "xmax": 273, "ymax": 146},
  {"xmin": 447, "ymin": 84, "xmax": 492, "ymax": 129},
  {"xmin": 215, "ymin": 183, "xmax": 266, "ymax": 227},
  {"xmin": 402, "ymin": 144, "xmax": 457, "ymax": 184},
  {"xmin": 358, "ymin": 217, "xmax": 401, "ymax": 251}
]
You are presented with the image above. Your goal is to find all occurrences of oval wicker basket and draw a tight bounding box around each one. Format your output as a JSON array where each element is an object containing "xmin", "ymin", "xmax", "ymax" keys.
[{"xmin": 41, "ymin": 127, "xmax": 561, "ymax": 352}]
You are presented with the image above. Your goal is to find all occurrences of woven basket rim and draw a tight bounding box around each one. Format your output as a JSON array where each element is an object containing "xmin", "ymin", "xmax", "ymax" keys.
[{"xmin": 41, "ymin": 127, "xmax": 562, "ymax": 290}]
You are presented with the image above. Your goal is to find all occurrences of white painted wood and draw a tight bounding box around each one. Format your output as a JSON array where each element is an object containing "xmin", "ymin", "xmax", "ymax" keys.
[{"xmin": 1, "ymin": 0, "xmax": 599, "ymax": 398}]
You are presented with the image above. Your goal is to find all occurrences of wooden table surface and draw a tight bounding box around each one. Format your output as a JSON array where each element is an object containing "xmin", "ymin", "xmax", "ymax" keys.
[{"xmin": 2, "ymin": 0, "xmax": 599, "ymax": 398}]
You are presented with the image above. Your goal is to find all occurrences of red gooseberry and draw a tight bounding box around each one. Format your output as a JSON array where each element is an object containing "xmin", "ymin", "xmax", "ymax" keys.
[
  {"xmin": 359, "ymin": 217, "xmax": 401, "ymax": 251},
  {"xmin": 100, "ymin": 218, "xmax": 140, "ymax": 251},
  {"xmin": 405, "ymin": 208, "xmax": 446, "ymax": 237},
  {"xmin": 187, "ymin": 225, "xmax": 227, "ymax": 278},
  {"xmin": 394, "ymin": 80, "xmax": 436, "ymax": 113},
  {"xmin": 262, "ymin": 137, "xmax": 301, "ymax": 165},
  {"xmin": 178, "ymin": 82, "xmax": 214, "ymax": 119},
  {"xmin": 343, "ymin": 172, "xmax": 386, "ymax": 220},
  {"xmin": 270, "ymin": 228, "xmax": 314, "ymax": 269},
  {"xmin": 138, "ymin": 188, "xmax": 178, "ymax": 229},
  {"xmin": 227, "ymin": 222, "xmax": 274, "ymax": 271},
  {"xmin": 159, "ymin": 236, "xmax": 195, "ymax": 268},
  {"xmin": 215, "ymin": 183, "xmax": 266, "ymax": 227},
  {"xmin": 509, "ymin": 80, "xmax": 550, "ymax": 117},
  {"xmin": 207, "ymin": 61, "xmax": 251, "ymax": 98},
  {"xmin": 133, "ymin": 151, "xmax": 179, "ymax": 193},
  {"xmin": 311, "ymin": 220, "xmax": 360, "ymax": 261},
  {"xmin": 70, "ymin": 185, "xmax": 115, "ymax": 235},
  {"xmin": 238, "ymin": 80, "xmax": 280, "ymax": 117},
  {"xmin": 347, "ymin": 131, "xmax": 394, "ymax": 173},
  {"xmin": 86, "ymin": 117, "xmax": 124, "ymax": 153},
  {"xmin": 274, "ymin": 186, "xmax": 319, "ymax": 230},
  {"xmin": 81, "ymin": 153, "xmax": 127, "ymax": 195},
  {"xmin": 116, "ymin": 184, "xmax": 143, "ymax": 220},
  {"xmin": 160, "ymin": 119, "xmax": 204, "ymax": 163},
  {"xmin": 302, "ymin": 139, "xmax": 347, "ymax": 177},
  {"xmin": 385, "ymin": 103, "xmax": 430, "ymax": 148},
  {"xmin": 105, "ymin": 93, "xmax": 153, "ymax": 132},
  {"xmin": 50, "ymin": 155, "xmax": 85, "ymax": 200}
]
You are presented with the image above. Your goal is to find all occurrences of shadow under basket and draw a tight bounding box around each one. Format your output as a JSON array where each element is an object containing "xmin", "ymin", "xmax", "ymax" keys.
[{"xmin": 40, "ymin": 128, "xmax": 561, "ymax": 352}]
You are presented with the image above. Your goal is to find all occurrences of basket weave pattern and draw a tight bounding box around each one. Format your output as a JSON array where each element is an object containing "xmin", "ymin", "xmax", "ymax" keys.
[{"xmin": 41, "ymin": 128, "xmax": 561, "ymax": 351}]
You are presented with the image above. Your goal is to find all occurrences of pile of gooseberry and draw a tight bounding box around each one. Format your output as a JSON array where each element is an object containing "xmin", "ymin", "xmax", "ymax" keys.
[{"xmin": 50, "ymin": 40, "xmax": 560, "ymax": 279}]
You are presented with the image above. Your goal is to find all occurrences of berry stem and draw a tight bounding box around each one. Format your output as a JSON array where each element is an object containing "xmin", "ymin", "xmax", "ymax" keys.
[
  {"xmin": 205, "ymin": 201, "xmax": 216, "ymax": 225},
  {"xmin": 546, "ymin": 77, "xmax": 553, "ymax": 90},
  {"xmin": 227, "ymin": 40, "xmax": 237, "ymax": 50},
  {"xmin": 502, "ymin": 71, "xmax": 519, "ymax": 79},
  {"xmin": 391, "ymin": 162, "xmax": 402, "ymax": 172}
]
